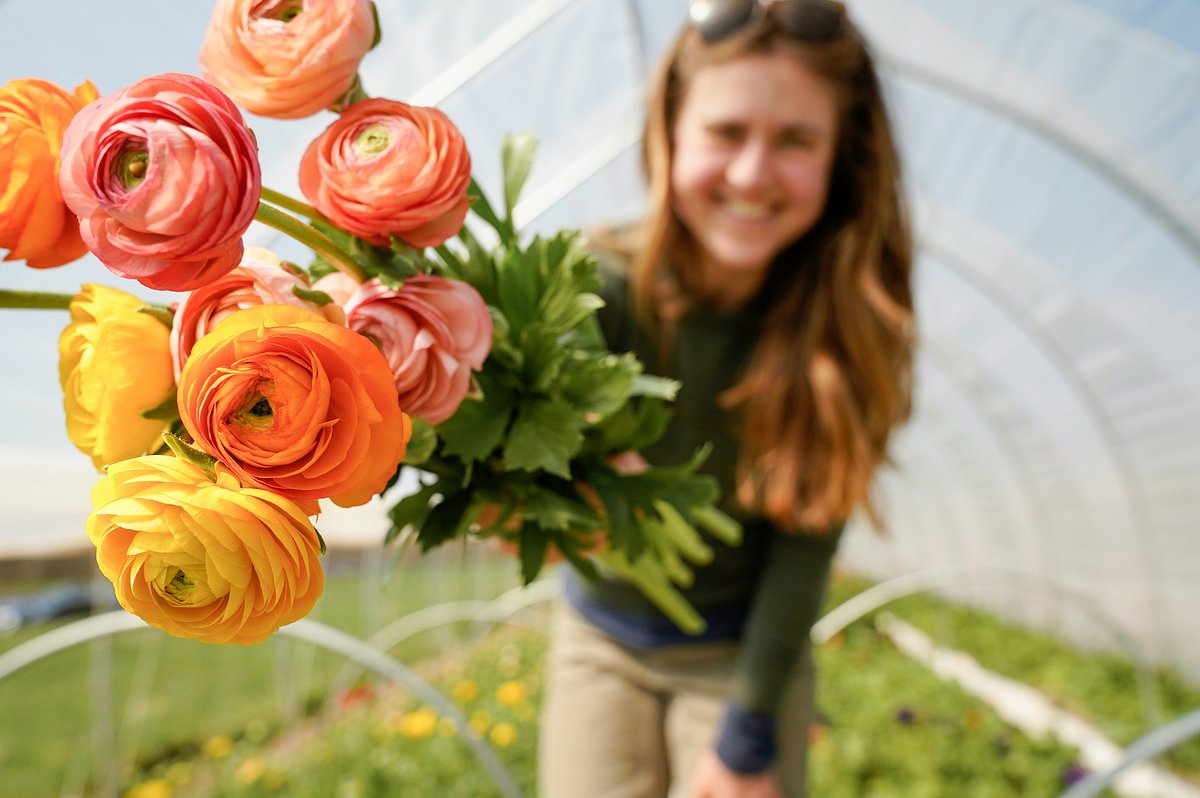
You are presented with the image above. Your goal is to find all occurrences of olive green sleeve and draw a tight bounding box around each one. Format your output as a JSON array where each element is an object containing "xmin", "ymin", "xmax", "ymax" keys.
[{"xmin": 729, "ymin": 524, "xmax": 842, "ymax": 714}]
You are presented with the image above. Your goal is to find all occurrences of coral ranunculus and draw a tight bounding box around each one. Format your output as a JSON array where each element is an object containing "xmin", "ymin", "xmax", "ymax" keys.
[
  {"xmin": 0, "ymin": 78, "xmax": 98, "ymax": 268},
  {"xmin": 177, "ymin": 304, "xmax": 411, "ymax": 507},
  {"xmin": 87, "ymin": 455, "xmax": 324, "ymax": 645},
  {"xmin": 200, "ymin": 0, "xmax": 376, "ymax": 120},
  {"xmin": 330, "ymin": 275, "xmax": 493, "ymax": 425},
  {"xmin": 170, "ymin": 247, "xmax": 345, "ymax": 379},
  {"xmin": 299, "ymin": 99, "xmax": 471, "ymax": 248},
  {"xmin": 58, "ymin": 73, "xmax": 262, "ymax": 292},
  {"xmin": 58, "ymin": 284, "xmax": 175, "ymax": 470}
]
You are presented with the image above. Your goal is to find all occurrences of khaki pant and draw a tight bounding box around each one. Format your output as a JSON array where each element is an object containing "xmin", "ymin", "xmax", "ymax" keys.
[{"xmin": 538, "ymin": 603, "xmax": 814, "ymax": 798}]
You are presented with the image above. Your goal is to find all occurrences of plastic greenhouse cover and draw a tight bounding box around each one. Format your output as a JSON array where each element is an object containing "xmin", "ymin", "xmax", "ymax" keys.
[{"xmin": 0, "ymin": 0, "xmax": 1197, "ymax": 679}]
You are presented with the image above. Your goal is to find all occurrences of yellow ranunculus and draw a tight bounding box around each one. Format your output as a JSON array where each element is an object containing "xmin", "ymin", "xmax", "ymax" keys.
[
  {"xmin": 0, "ymin": 78, "xmax": 98, "ymax": 268},
  {"xmin": 58, "ymin": 284, "xmax": 174, "ymax": 470},
  {"xmin": 86, "ymin": 455, "xmax": 325, "ymax": 645}
]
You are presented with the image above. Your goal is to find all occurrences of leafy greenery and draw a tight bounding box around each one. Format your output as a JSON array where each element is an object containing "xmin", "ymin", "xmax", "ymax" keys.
[{"xmin": 382, "ymin": 135, "xmax": 741, "ymax": 632}]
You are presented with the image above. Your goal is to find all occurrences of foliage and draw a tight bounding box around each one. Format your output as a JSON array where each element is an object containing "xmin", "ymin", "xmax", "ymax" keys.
[{"xmin": 383, "ymin": 134, "xmax": 740, "ymax": 632}]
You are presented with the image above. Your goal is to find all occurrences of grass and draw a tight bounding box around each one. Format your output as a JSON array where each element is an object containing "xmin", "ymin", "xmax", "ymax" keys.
[{"xmin": 2, "ymin": 559, "xmax": 1196, "ymax": 797}]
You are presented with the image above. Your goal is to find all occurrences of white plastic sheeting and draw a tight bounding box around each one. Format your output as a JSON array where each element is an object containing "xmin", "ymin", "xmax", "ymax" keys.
[{"xmin": 0, "ymin": 1, "xmax": 1196, "ymax": 680}]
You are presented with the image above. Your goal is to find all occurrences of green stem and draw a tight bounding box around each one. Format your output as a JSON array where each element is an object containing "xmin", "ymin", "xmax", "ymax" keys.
[
  {"xmin": 260, "ymin": 186, "xmax": 327, "ymax": 224},
  {"xmin": 0, "ymin": 289, "xmax": 74, "ymax": 310},
  {"xmin": 254, "ymin": 202, "xmax": 367, "ymax": 283}
]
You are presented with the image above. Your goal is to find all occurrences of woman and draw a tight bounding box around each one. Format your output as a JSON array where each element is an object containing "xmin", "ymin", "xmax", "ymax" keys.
[{"xmin": 539, "ymin": 1, "xmax": 914, "ymax": 796}]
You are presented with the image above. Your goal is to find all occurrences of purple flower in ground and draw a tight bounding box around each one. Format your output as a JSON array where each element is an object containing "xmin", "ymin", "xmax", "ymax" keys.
[
  {"xmin": 1062, "ymin": 763, "xmax": 1089, "ymax": 785},
  {"xmin": 895, "ymin": 707, "xmax": 917, "ymax": 724}
]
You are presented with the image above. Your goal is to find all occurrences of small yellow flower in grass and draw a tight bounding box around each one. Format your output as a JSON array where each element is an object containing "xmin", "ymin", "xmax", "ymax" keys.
[
  {"xmin": 489, "ymin": 723, "xmax": 518, "ymax": 748},
  {"xmin": 495, "ymin": 680, "xmax": 528, "ymax": 707},
  {"xmin": 124, "ymin": 779, "xmax": 173, "ymax": 798},
  {"xmin": 397, "ymin": 706, "xmax": 438, "ymax": 739},
  {"xmin": 163, "ymin": 762, "xmax": 193, "ymax": 785},
  {"xmin": 235, "ymin": 756, "xmax": 265, "ymax": 785},
  {"xmin": 438, "ymin": 717, "xmax": 458, "ymax": 737},
  {"xmin": 261, "ymin": 767, "xmax": 287, "ymax": 791},
  {"xmin": 203, "ymin": 735, "xmax": 234, "ymax": 759},
  {"xmin": 469, "ymin": 710, "xmax": 491, "ymax": 735},
  {"xmin": 452, "ymin": 679, "xmax": 479, "ymax": 703}
]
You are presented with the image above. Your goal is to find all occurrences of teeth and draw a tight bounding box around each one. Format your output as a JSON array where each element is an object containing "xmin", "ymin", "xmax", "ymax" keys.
[{"xmin": 724, "ymin": 199, "xmax": 771, "ymax": 219}]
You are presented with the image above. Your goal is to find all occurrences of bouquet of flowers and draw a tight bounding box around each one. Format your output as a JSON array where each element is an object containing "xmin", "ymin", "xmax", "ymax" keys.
[{"xmin": 0, "ymin": 0, "xmax": 739, "ymax": 645}]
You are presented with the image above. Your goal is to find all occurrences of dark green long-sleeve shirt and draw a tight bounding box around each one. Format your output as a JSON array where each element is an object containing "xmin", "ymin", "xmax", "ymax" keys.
[{"xmin": 563, "ymin": 258, "xmax": 842, "ymax": 772}]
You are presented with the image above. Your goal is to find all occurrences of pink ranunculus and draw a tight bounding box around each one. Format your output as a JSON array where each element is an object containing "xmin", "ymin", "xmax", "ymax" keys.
[
  {"xmin": 58, "ymin": 73, "xmax": 261, "ymax": 292},
  {"xmin": 170, "ymin": 247, "xmax": 345, "ymax": 379},
  {"xmin": 200, "ymin": 0, "xmax": 376, "ymax": 120},
  {"xmin": 341, "ymin": 275, "xmax": 492, "ymax": 425},
  {"xmin": 299, "ymin": 99, "xmax": 471, "ymax": 249}
]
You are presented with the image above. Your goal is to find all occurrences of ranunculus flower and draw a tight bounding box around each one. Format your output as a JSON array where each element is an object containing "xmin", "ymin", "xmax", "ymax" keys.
[
  {"xmin": 170, "ymin": 246, "xmax": 344, "ymax": 379},
  {"xmin": 0, "ymin": 78, "xmax": 99, "ymax": 268},
  {"xmin": 86, "ymin": 455, "xmax": 324, "ymax": 645},
  {"xmin": 200, "ymin": 0, "xmax": 376, "ymax": 119},
  {"xmin": 328, "ymin": 275, "xmax": 492, "ymax": 425},
  {"xmin": 58, "ymin": 284, "xmax": 175, "ymax": 470},
  {"xmin": 177, "ymin": 304, "xmax": 411, "ymax": 507},
  {"xmin": 59, "ymin": 72, "xmax": 262, "ymax": 291},
  {"xmin": 299, "ymin": 99, "xmax": 471, "ymax": 248}
]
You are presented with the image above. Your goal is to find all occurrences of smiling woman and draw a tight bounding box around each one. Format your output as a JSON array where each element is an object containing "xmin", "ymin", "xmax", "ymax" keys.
[{"xmin": 669, "ymin": 51, "xmax": 839, "ymax": 310}]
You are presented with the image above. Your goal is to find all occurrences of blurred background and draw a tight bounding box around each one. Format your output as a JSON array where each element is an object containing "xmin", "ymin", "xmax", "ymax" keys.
[{"xmin": 1, "ymin": 1, "xmax": 1198, "ymax": 796}]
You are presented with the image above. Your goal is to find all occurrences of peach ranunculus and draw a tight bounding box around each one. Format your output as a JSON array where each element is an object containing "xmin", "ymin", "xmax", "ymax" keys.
[
  {"xmin": 326, "ymin": 275, "xmax": 492, "ymax": 425},
  {"xmin": 170, "ymin": 246, "xmax": 345, "ymax": 379},
  {"xmin": 58, "ymin": 73, "xmax": 261, "ymax": 292},
  {"xmin": 0, "ymin": 78, "xmax": 99, "ymax": 268},
  {"xmin": 177, "ymin": 304, "xmax": 411, "ymax": 508},
  {"xmin": 86, "ymin": 454, "xmax": 324, "ymax": 645},
  {"xmin": 58, "ymin": 284, "xmax": 175, "ymax": 470},
  {"xmin": 299, "ymin": 99, "xmax": 471, "ymax": 249},
  {"xmin": 200, "ymin": 0, "xmax": 376, "ymax": 120}
]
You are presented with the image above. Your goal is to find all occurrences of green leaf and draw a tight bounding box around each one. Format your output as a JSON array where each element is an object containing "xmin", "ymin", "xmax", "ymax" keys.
[
  {"xmin": 501, "ymin": 133, "xmax": 538, "ymax": 220},
  {"xmin": 591, "ymin": 397, "xmax": 674, "ymax": 454},
  {"xmin": 291, "ymin": 285, "xmax": 334, "ymax": 307},
  {"xmin": 495, "ymin": 246, "xmax": 542, "ymax": 337},
  {"xmin": 517, "ymin": 525, "xmax": 550, "ymax": 585},
  {"xmin": 503, "ymin": 397, "xmax": 583, "ymax": 479},
  {"xmin": 522, "ymin": 329, "xmax": 569, "ymax": 393},
  {"xmin": 438, "ymin": 393, "xmax": 514, "ymax": 464},
  {"xmin": 631, "ymin": 374, "xmax": 680, "ymax": 401},
  {"xmin": 385, "ymin": 480, "xmax": 440, "ymax": 542},
  {"xmin": 556, "ymin": 535, "xmax": 600, "ymax": 581},
  {"xmin": 561, "ymin": 352, "xmax": 640, "ymax": 422},
  {"xmin": 521, "ymin": 485, "xmax": 602, "ymax": 532},
  {"xmin": 467, "ymin": 178, "xmax": 512, "ymax": 244},
  {"xmin": 413, "ymin": 490, "xmax": 472, "ymax": 552},
  {"xmin": 140, "ymin": 390, "xmax": 180, "ymax": 423},
  {"xmin": 401, "ymin": 417, "xmax": 437, "ymax": 466}
]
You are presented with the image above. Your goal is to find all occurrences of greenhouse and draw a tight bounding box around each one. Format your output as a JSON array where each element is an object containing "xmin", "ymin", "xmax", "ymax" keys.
[{"xmin": 0, "ymin": 0, "xmax": 1197, "ymax": 796}]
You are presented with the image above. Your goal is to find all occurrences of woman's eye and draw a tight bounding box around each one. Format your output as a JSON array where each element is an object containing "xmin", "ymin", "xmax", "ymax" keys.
[
  {"xmin": 777, "ymin": 129, "xmax": 817, "ymax": 149},
  {"xmin": 708, "ymin": 124, "xmax": 745, "ymax": 144}
]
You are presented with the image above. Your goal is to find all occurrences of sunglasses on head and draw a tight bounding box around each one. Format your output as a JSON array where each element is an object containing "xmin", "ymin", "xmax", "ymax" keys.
[{"xmin": 688, "ymin": 0, "xmax": 846, "ymax": 44}]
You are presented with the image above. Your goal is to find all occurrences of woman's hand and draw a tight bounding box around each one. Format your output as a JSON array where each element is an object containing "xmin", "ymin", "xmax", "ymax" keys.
[{"xmin": 690, "ymin": 751, "xmax": 783, "ymax": 798}]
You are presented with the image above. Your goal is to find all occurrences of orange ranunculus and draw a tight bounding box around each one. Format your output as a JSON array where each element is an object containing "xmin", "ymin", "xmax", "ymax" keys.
[
  {"xmin": 200, "ymin": 0, "xmax": 376, "ymax": 119},
  {"xmin": 177, "ymin": 304, "xmax": 411, "ymax": 508},
  {"xmin": 170, "ymin": 246, "xmax": 345, "ymax": 380},
  {"xmin": 87, "ymin": 455, "xmax": 324, "ymax": 645},
  {"xmin": 58, "ymin": 284, "xmax": 175, "ymax": 470},
  {"xmin": 299, "ymin": 99, "xmax": 471, "ymax": 248},
  {"xmin": 0, "ymin": 78, "xmax": 98, "ymax": 268}
]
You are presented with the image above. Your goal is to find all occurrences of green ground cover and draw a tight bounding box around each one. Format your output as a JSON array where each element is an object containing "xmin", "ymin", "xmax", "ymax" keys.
[{"xmin": 2, "ymin": 561, "xmax": 1195, "ymax": 797}]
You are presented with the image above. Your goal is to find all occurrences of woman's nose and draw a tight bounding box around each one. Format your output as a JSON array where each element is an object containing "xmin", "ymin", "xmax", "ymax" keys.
[{"xmin": 725, "ymin": 139, "xmax": 772, "ymax": 188}]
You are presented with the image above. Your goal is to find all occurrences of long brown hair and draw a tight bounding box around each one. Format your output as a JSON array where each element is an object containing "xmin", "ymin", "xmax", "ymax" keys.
[{"xmin": 634, "ymin": 13, "xmax": 914, "ymax": 532}]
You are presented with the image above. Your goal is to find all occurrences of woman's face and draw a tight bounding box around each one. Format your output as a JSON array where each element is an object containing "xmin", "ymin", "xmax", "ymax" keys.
[{"xmin": 670, "ymin": 51, "xmax": 839, "ymax": 293}]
